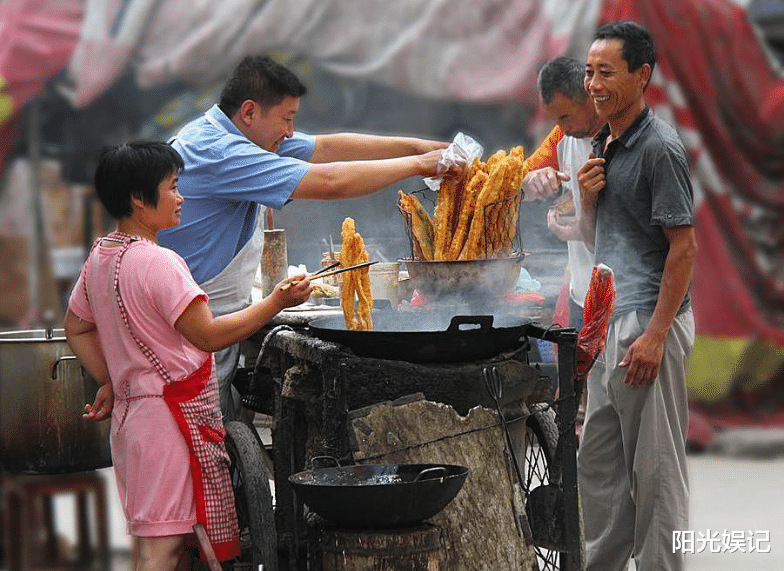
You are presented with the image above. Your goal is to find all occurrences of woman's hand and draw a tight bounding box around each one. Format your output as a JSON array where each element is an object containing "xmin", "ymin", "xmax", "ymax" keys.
[
  {"xmin": 83, "ymin": 383, "xmax": 114, "ymax": 421},
  {"xmin": 272, "ymin": 274, "xmax": 313, "ymax": 309}
]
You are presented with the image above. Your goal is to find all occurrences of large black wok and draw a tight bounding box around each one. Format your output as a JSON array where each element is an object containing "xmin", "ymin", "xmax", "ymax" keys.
[
  {"xmin": 308, "ymin": 311, "xmax": 532, "ymax": 363},
  {"xmin": 289, "ymin": 462, "xmax": 469, "ymax": 528}
]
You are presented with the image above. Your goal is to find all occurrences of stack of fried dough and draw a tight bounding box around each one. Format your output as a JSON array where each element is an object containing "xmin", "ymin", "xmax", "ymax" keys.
[
  {"xmin": 399, "ymin": 146, "xmax": 527, "ymax": 261},
  {"xmin": 339, "ymin": 217, "xmax": 373, "ymax": 330}
]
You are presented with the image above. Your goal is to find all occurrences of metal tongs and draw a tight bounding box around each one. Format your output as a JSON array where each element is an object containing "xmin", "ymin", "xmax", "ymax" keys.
[{"xmin": 279, "ymin": 260, "xmax": 378, "ymax": 291}]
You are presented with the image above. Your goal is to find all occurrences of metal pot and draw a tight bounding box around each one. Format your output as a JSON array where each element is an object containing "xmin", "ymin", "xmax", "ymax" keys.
[
  {"xmin": 289, "ymin": 460, "xmax": 469, "ymax": 528},
  {"xmin": 401, "ymin": 254, "xmax": 527, "ymax": 302},
  {"xmin": 308, "ymin": 311, "xmax": 532, "ymax": 363},
  {"xmin": 0, "ymin": 328, "xmax": 111, "ymax": 474}
]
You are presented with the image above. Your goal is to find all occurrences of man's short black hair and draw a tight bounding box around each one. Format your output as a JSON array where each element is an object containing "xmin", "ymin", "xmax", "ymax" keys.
[
  {"xmin": 538, "ymin": 56, "xmax": 588, "ymax": 104},
  {"xmin": 219, "ymin": 56, "xmax": 308, "ymax": 117},
  {"xmin": 595, "ymin": 20, "xmax": 656, "ymax": 76},
  {"xmin": 94, "ymin": 140, "xmax": 183, "ymax": 219}
]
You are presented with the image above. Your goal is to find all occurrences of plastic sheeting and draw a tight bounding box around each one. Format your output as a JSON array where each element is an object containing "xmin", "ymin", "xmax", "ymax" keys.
[
  {"xmin": 64, "ymin": 0, "xmax": 601, "ymax": 107},
  {"xmin": 0, "ymin": 0, "xmax": 83, "ymax": 180}
]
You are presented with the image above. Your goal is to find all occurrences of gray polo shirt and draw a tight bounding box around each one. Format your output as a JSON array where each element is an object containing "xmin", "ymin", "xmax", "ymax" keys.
[{"xmin": 591, "ymin": 107, "xmax": 694, "ymax": 317}]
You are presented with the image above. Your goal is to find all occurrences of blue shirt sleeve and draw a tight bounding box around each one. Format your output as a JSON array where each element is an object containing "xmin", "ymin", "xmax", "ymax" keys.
[{"xmin": 158, "ymin": 106, "xmax": 316, "ymax": 283}]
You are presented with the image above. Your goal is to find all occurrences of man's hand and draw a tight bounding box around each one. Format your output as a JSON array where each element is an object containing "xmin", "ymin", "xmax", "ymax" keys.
[
  {"xmin": 547, "ymin": 207, "xmax": 582, "ymax": 241},
  {"xmin": 619, "ymin": 329, "xmax": 667, "ymax": 385},
  {"xmin": 522, "ymin": 167, "xmax": 569, "ymax": 201},
  {"xmin": 577, "ymin": 153, "xmax": 606, "ymax": 211}
]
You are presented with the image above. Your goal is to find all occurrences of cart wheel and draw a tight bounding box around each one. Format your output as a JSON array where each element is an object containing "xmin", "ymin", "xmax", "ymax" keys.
[
  {"xmin": 523, "ymin": 403, "xmax": 585, "ymax": 571},
  {"xmin": 225, "ymin": 420, "xmax": 278, "ymax": 571}
]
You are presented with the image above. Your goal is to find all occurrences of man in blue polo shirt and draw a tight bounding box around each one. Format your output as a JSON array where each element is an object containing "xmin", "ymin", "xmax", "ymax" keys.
[{"xmin": 159, "ymin": 56, "xmax": 453, "ymax": 420}]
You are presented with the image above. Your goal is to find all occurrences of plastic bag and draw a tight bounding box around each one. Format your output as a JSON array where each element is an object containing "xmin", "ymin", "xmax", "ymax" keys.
[{"xmin": 423, "ymin": 132, "xmax": 484, "ymax": 191}]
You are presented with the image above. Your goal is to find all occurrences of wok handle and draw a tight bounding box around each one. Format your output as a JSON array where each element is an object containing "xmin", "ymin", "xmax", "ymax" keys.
[
  {"xmin": 447, "ymin": 315, "xmax": 493, "ymax": 333},
  {"xmin": 309, "ymin": 455, "xmax": 341, "ymax": 469},
  {"xmin": 51, "ymin": 355, "xmax": 79, "ymax": 380},
  {"xmin": 414, "ymin": 466, "xmax": 448, "ymax": 483}
]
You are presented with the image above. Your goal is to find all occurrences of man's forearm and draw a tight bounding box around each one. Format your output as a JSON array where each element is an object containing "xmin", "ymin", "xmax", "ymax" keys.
[
  {"xmin": 311, "ymin": 133, "xmax": 445, "ymax": 162},
  {"xmin": 646, "ymin": 227, "xmax": 697, "ymax": 338},
  {"xmin": 579, "ymin": 205, "xmax": 596, "ymax": 251}
]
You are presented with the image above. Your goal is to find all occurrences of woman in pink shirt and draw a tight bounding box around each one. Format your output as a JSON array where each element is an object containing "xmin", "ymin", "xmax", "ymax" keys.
[{"xmin": 64, "ymin": 141, "xmax": 312, "ymax": 570}]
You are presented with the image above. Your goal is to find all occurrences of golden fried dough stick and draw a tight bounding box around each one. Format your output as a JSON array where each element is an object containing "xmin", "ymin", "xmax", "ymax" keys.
[
  {"xmin": 433, "ymin": 177, "xmax": 464, "ymax": 260},
  {"xmin": 339, "ymin": 218, "xmax": 359, "ymax": 329},
  {"xmin": 482, "ymin": 154, "xmax": 525, "ymax": 257},
  {"xmin": 446, "ymin": 169, "xmax": 487, "ymax": 260},
  {"xmin": 398, "ymin": 190, "xmax": 435, "ymax": 260},
  {"xmin": 486, "ymin": 149, "xmax": 507, "ymax": 172},
  {"xmin": 459, "ymin": 159, "xmax": 508, "ymax": 260},
  {"xmin": 509, "ymin": 145, "xmax": 525, "ymax": 162},
  {"xmin": 353, "ymin": 232, "xmax": 373, "ymax": 330},
  {"xmin": 500, "ymin": 192, "xmax": 523, "ymax": 255},
  {"xmin": 501, "ymin": 152, "xmax": 527, "ymax": 254},
  {"xmin": 339, "ymin": 217, "xmax": 373, "ymax": 330},
  {"xmin": 465, "ymin": 156, "xmax": 483, "ymax": 184}
]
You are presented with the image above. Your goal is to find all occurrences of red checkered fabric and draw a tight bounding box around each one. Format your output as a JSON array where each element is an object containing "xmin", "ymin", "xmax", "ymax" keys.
[{"xmin": 102, "ymin": 231, "xmax": 240, "ymax": 560}]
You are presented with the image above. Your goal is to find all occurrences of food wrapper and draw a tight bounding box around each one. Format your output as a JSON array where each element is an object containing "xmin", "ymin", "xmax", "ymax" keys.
[{"xmin": 423, "ymin": 132, "xmax": 483, "ymax": 191}]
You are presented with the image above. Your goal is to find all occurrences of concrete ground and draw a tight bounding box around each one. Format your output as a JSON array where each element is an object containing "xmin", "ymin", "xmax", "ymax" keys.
[
  {"xmin": 20, "ymin": 428, "xmax": 784, "ymax": 571},
  {"xmin": 683, "ymin": 450, "xmax": 784, "ymax": 570}
]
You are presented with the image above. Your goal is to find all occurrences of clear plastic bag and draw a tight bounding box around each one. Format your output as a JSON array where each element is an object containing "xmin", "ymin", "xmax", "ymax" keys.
[{"xmin": 423, "ymin": 132, "xmax": 483, "ymax": 191}]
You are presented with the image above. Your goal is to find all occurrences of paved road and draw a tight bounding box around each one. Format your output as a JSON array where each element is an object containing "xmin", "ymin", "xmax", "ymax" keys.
[
  {"xmin": 684, "ymin": 452, "xmax": 783, "ymax": 571},
  {"xmin": 627, "ymin": 450, "xmax": 784, "ymax": 570}
]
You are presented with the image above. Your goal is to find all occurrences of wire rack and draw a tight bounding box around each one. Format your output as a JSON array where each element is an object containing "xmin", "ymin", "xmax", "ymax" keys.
[{"xmin": 398, "ymin": 188, "xmax": 523, "ymax": 260}]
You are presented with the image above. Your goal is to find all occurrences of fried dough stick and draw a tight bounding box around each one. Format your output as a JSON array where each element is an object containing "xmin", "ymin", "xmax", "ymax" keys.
[
  {"xmin": 446, "ymin": 169, "xmax": 487, "ymax": 260},
  {"xmin": 339, "ymin": 217, "xmax": 373, "ymax": 330},
  {"xmin": 398, "ymin": 191, "xmax": 435, "ymax": 260},
  {"xmin": 353, "ymin": 233, "xmax": 373, "ymax": 330},
  {"xmin": 487, "ymin": 153, "xmax": 526, "ymax": 256},
  {"xmin": 459, "ymin": 159, "xmax": 508, "ymax": 260},
  {"xmin": 340, "ymin": 218, "xmax": 359, "ymax": 329},
  {"xmin": 433, "ymin": 177, "xmax": 464, "ymax": 260}
]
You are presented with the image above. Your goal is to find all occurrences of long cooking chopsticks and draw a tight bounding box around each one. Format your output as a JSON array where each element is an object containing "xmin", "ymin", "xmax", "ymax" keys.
[{"xmin": 279, "ymin": 260, "xmax": 378, "ymax": 291}]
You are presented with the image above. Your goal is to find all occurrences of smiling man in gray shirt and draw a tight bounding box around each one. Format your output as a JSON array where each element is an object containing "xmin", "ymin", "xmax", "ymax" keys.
[{"xmin": 577, "ymin": 21, "xmax": 697, "ymax": 571}]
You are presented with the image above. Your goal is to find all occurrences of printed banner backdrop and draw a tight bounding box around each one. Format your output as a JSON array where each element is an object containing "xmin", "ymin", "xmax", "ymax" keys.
[{"xmin": 0, "ymin": 0, "xmax": 83, "ymax": 178}]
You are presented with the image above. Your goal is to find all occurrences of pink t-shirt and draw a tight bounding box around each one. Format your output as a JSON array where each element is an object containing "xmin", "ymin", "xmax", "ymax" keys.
[{"xmin": 69, "ymin": 238, "xmax": 209, "ymax": 536}]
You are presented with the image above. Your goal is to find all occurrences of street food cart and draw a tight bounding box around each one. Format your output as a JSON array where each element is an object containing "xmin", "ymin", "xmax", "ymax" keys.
[{"xmin": 228, "ymin": 292, "xmax": 584, "ymax": 571}]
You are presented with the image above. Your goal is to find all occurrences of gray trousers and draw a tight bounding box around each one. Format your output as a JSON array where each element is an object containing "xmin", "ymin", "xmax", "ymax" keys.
[{"xmin": 577, "ymin": 308, "xmax": 694, "ymax": 571}]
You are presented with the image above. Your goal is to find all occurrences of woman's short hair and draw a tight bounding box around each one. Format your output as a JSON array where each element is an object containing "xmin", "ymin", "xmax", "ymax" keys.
[
  {"xmin": 93, "ymin": 140, "xmax": 183, "ymax": 219},
  {"xmin": 218, "ymin": 55, "xmax": 308, "ymax": 117}
]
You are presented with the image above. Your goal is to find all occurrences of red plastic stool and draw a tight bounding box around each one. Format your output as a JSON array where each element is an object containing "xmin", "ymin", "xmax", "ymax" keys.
[{"xmin": 1, "ymin": 471, "xmax": 110, "ymax": 570}]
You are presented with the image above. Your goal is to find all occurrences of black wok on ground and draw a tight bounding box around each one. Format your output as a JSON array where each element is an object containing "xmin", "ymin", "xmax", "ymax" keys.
[{"xmin": 288, "ymin": 462, "xmax": 469, "ymax": 528}]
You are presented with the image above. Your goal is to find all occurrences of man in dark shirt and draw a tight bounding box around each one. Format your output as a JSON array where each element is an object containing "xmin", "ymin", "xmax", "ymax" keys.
[{"xmin": 576, "ymin": 21, "xmax": 697, "ymax": 571}]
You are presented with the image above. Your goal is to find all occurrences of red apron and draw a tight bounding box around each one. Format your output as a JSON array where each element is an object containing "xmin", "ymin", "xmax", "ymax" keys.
[{"xmin": 88, "ymin": 231, "xmax": 240, "ymax": 560}]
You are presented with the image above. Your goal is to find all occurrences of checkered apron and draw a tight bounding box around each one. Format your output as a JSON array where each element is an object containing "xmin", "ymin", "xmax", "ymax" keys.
[{"xmin": 87, "ymin": 232, "xmax": 240, "ymax": 560}]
